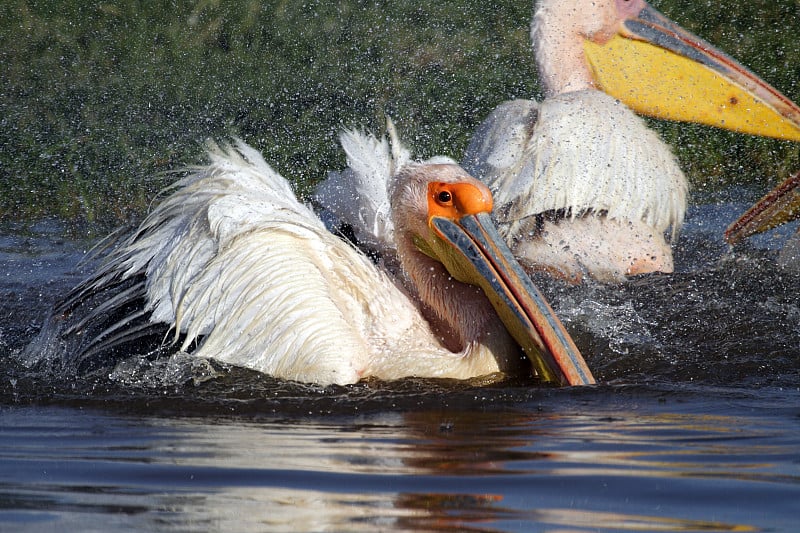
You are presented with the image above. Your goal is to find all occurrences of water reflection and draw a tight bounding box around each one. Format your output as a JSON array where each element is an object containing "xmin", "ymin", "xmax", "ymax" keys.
[{"xmin": 2, "ymin": 400, "xmax": 795, "ymax": 531}]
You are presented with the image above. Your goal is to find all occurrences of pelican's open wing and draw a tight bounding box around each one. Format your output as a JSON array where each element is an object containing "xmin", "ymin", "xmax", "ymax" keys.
[
  {"xmin": 42, "ymin": 141, "xmax": 396, "ymax": 383},
  {"xmin": 314, "ymin": 128, "xmax": 409, "ymax": 255}
]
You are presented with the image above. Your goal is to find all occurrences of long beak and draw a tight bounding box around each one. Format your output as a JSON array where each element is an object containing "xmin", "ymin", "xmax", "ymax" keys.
[
  {"xmin": 583, "ymin": 2, "xmax": 800, "ymax": 141},
  {"xmin": 430, "ymin": 211, "xmax": 595, "ymax": 386},
  {"xmin": 725, "ymin": 171, "xmax": 800, "ymax": 244}
]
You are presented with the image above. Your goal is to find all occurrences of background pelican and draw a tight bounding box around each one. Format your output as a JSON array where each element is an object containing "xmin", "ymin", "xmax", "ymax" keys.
[
  {"xmin": 41, "ymin": 134, "xmax": 593, "ymax": 386},
  {"xmin": 462, "ymin": 0, "xmax": 800, "ymax": 282}
]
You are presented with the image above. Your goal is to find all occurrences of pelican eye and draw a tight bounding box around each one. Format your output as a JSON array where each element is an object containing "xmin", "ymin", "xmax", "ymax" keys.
[{"xmin": 437, "ymin": 190, "xmax": 452, "ymax": 204}]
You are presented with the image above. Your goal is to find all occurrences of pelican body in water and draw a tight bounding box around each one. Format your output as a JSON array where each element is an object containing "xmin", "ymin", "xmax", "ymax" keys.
[
  {"xmin": 45, "ymin": 134, "xmax": 593, "ymax": 387},
  {"xmin": 462, "ymin": 0, "xmax": 800, "ymax": 282}
]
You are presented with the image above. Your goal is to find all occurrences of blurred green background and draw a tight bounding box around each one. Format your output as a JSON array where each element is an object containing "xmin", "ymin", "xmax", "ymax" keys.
[{"xmin": 2, "ymin": 0, "xmax": 799, "ymax": 234}]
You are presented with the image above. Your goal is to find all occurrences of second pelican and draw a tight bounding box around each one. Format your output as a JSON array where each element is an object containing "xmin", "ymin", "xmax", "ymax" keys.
[{"xmin": 463, "ymin": 0, "xmax": 800, "ymax": 282}]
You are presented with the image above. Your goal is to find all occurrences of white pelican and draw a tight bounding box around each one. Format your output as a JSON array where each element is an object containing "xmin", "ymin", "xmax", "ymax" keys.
[
  {"xmin": 462, "ymin": 0, "xmax": 800, "ymax": 282},
  {"xmin": 725, "ymin": 171, "xmax": 800, "ymax": 268},
  {"xmin": 53, "ymin": 134, "xmax": 594, "ymax": 386}
]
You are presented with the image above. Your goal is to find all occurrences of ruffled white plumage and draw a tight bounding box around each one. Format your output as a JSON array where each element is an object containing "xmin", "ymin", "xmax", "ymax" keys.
[
  {"xmin": 461, "ymin": 92, "xmax": 687, "ymax": 281},
  {"xmin": 56, "ymin": 138, "xmax": 518, "ymax": 385},
  {"xmin": 464, "ymin": 92, "xmax": 687, "ymax": 237}
]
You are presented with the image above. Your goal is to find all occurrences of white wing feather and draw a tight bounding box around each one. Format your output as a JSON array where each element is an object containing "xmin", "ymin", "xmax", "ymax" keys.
[
  {"xmin": 313, "ymin": 128, "xmax": 410, "ymax": 255},
  {"xmin": 314, "ymin": 125, "xmax": 459, "ymax": 257}
]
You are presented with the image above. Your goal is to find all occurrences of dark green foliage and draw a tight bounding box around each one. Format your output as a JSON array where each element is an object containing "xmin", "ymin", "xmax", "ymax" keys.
[{"xmin": 1, "ymin": 0, "xmax": 798, "ymax": 232}]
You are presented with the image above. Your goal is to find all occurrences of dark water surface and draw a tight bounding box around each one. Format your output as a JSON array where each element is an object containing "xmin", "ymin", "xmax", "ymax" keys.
[{"xmin": 1, "ymin": 202, "xmax": 799, "ymax": 532}]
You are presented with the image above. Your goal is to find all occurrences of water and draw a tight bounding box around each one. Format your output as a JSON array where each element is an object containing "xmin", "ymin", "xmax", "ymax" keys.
[
  {"xmin": 1, "ymin": 201, "xmax": 799, "ymax": 532},
  {"xmin": 2, "ymin": 389, "xmax": 797, "ymax": 532}
]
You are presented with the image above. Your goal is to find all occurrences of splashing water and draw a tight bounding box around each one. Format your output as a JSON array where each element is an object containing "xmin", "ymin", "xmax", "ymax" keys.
[{"xmin": 2, "ymin": 198, "xmax": 798, "ymax": 399}]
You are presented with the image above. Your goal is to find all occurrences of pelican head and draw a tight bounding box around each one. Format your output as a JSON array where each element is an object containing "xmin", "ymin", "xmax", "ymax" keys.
[
  {"xmin": 534, "ymin": 0, "xmax": 800, "ymax": 140},
  {"xmin": 391, "ymin": 163, "xmax": 594, "ymax": 386}
]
